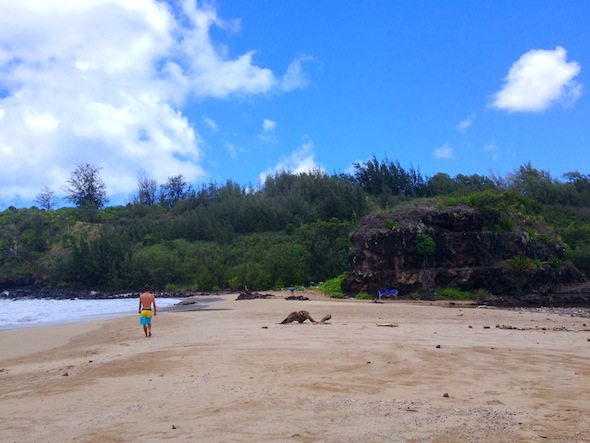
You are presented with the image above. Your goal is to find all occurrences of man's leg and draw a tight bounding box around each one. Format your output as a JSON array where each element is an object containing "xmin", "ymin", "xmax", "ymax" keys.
[{"xmin": 143, "ymin": 324, "xmax": 148, "ymax": 337}]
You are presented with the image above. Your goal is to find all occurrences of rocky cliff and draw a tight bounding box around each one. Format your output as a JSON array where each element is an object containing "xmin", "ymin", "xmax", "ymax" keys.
[{"xmin": 343, "ymin": 204, "xmax": 587, "ymax": 302}]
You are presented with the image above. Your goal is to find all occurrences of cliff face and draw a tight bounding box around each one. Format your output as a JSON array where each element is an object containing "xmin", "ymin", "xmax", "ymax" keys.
[{"xmin": 343, "ymin": 204, "xmax": 586, "ymax": 298}]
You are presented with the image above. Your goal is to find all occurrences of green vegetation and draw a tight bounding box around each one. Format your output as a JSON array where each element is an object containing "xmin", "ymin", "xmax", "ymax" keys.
[
  {"xmin": 432, "ymin": 287, "xmax": 476, "ymax": 300},
  {"xmin": 1, "ymin": 161, "xmax": 588, "ymax": 292},
  {"xmin": 318, "ymin": 273, "xmax": 347, "ymax": 298},
  {"xmin": 504, "ymin": 255, "xmax": 539, "ymax": 297}
]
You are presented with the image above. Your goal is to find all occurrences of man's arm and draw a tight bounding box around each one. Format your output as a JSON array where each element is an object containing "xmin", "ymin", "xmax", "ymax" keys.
[
  {"xmin": 138, "ymin": 299, "xmax": 142, "ymax": 313},
  {"xmin": 152, "ymin": 297, "xmax": 157, "ymax": 316}
]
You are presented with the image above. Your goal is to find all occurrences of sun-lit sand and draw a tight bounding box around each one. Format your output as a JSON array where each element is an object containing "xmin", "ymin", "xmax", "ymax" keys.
[{"xmin": 1, "ymin": 292, "xmax": 589, "ymax": 442}]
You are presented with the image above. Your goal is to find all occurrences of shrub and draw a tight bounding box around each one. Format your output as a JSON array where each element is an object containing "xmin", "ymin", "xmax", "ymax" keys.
[
  {"xmin": 463, "ymin": 193, "xmax": 479, "ymax": 207},
  {"xmin": 355, "ymin": 291, "xmax": 373, "ymax": 300},
  {"xmin": 523, "ymin": 226, "xmax": 538, "ymax": 240},
  {"xmin": 473, "ymin": 288, "xmax": 495, "ymax": 301},
  {"xmin": 433, "ymin": 287, "xmax": 475, "ymax": 300},
  {"xmin": 318, "ymin": 273, "xmax": 347, "ymax": 298}
]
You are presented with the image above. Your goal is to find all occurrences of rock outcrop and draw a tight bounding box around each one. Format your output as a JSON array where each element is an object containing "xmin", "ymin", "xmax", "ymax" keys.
[{"xmin": 343, "ymin": 204, "xmax": 587, "ymax": 301}]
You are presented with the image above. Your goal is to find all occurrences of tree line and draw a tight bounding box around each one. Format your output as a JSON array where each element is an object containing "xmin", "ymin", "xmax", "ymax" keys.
[{"xmin": 1, "ymin": 158, "xmax": 588, "ymax": 291}]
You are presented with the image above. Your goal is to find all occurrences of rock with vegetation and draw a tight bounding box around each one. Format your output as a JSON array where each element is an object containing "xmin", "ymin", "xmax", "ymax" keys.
[{"xmin": 343, "ymin": 199, "xmax": 587, "ymax": 303}]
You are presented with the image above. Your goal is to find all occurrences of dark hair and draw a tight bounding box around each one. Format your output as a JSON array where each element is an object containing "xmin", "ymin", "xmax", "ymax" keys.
[{"xmin": 144, "ymin": 284, "xmax": 150, "ymax": 291}]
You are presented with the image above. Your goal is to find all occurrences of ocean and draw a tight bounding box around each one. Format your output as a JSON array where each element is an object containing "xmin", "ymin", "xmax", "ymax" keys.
[{"xmin": 0, "ymin": 297, "xmax": 181, "ymax": 329}]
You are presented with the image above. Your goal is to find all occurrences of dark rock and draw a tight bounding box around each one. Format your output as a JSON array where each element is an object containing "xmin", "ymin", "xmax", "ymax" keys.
[
  {"xmin": 342, "ymin": 204, "xmax": 588, "ymax": 304},
  {"xmin": 236, "ymin": 290, "xmax": 274, "ymax": 300},
  {"xmin": 286, "ymin": 295, "xmax": 309, "ymax": 301}
]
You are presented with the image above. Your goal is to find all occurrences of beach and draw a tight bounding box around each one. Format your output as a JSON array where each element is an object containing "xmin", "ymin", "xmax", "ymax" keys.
[{"xmin": 1, "ymin": 292, "xmax": 589, "ymax": 443}]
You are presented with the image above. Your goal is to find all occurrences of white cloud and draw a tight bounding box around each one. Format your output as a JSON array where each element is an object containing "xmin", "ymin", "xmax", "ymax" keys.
[
  {"xmin": 456, "ymin": 113, "xmax": 475, "ymax": 133},
  {"xmin": 258, "ymin": 118, "xmax": 277, "ymax": 142},
  {"xmin": 280, "ymin": 53, "xmax": 315, "ymax": 92},
  {"xmin": 203, "ymin": 117, "xmax": 218, "ymax": 132},
  {"xmin": 226, "ymin": 143, "xmax": 242, "ymax": 162},
  {"xmin": 262, "ymin": 119, "xmax": 276, "ymax": 131},
  {"xmin": 258, "ymin": 138, "xmax": 323, "ymax": 183},
  {"xmin": 484, "ymin": 143, "xmax": 499, "ymax": 161},
  {"xmin": 491, "ymin": 47, "xmax": 582, "ymax": 113},
  {"xmin": 0, "ymin": 0, "xmax": 281, "ymax": 204},
  {"xmin": 434, "ymin": 143, "xmax": 454, "ymax": 159}
]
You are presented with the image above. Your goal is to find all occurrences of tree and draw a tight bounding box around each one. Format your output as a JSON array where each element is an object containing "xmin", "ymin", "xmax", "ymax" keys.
[
  {"xmin": 34, "ymin": 185, "xmax": 59, "ymax": 210},
  {"xmin": 62, "ymin": 163, "xmax": 109, "ymax": 209},
  {"xmin": 504, "ymin": 255, "xmax": 538, "ymax": 297},
  {"xmin": 414, "ymin": 233, "xmax": 436, "ymax": 270},
  {"xmin": 135, "ymin": 171, "xmax": 158, "ymax": 206},
  {"xmin": 159, "ymin": 174, "xmax": 191, "ymax": 207}
]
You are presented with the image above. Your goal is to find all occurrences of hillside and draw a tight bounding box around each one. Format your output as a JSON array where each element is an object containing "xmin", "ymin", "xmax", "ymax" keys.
[{"xmin": 1, "ymin": 162, "xmax": 589, "ymax": 304}]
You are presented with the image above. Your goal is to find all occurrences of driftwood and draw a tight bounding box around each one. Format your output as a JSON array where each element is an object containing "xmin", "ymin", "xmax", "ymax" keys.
[{"xmin": 281, "ymin": 311, "xmax": 331, "ymax": 324}]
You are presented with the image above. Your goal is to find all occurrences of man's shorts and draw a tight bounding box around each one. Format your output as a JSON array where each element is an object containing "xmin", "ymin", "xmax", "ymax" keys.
[{"xmin": 140, "ymin": 309, "xmax": 152, "ymax": 325}]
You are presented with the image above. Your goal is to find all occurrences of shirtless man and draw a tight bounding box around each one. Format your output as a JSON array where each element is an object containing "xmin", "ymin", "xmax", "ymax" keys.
[{"xmin": 139, "ymin": 284, "xmax": 156, "ymax": 337}]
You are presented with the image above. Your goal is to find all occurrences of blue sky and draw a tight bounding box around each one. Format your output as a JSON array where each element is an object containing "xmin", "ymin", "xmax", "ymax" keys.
[{"xmin": 0, "ymin": 0, "xmax": 588, "ymax": 208}]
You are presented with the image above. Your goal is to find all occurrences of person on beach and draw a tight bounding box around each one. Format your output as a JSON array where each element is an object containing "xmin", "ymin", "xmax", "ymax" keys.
[{"xmin": 139, "ymin": 284, "xmax": 156, "ymax": 337}]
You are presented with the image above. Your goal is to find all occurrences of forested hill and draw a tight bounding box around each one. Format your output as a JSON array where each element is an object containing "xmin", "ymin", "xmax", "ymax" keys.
[{"xmin": 1, "ymin": 159, "xmax": 588, "ymax": 296}]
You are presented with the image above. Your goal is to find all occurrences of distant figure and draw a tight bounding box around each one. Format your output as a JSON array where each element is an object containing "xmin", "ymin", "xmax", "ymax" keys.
[
  {"xmin": 139, "ymin": 284, "xmax": 157, "ymax": 337},
  {"xmin": 301, "ymin": 284, "xmax": 305, "ymax": 292},
  {"xmin": 289, "ymin": 284, "xmax": 295, "ymax": 295}
]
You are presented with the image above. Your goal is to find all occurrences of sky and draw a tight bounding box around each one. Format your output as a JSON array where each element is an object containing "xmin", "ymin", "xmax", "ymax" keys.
[{"xmin": 1, "ymin": 0, "xmax": 589, "ymax": 208}]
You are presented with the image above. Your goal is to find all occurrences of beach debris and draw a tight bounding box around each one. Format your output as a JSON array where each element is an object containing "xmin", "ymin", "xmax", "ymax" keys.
[
  {"xmin": 236, "ymin": 290, "xmax": 274, "ymax": 300},
  {"xmin": 261, "ymin": 326, "xmax": 268, "ymax": 329},
  {"xmin": 286, "ymin": 295, "xmax": 309, "ymax": 301},
  {"xmin": 443, "ymin": 393, "xmax": 449, "ymax": 398},
  {"xmin": 436, "ymin": 345, "xmax": 441, "ymax": 348},
  {"xmin": 376, "ymin": 323, "xmax": 399, "ymax": 327},
  {"xmin": 62, "ymin": 372, "xmax": 69, "ymax": 376},
  {"xmin": 172, "ymin": 424, "xmax": 176, "ymax": 430},
  {"xmin": 281, "ymin": 311, "xmax": 317, "ymax": 324},
  {"xmin": 280, "ymin": 311, "xmax": 332, "ymax": 324}
]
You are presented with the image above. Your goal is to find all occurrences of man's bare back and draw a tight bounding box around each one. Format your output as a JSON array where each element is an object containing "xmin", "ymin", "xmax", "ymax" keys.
[{"xmin": 139, "ymin": 291, "xmax": 156, "ymax": 311}]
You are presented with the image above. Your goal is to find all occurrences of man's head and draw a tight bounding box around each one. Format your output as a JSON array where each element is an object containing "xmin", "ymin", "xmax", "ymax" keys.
[{"xmin": 144, "ymin": 284, "xmax": 150, "ymax": 292}]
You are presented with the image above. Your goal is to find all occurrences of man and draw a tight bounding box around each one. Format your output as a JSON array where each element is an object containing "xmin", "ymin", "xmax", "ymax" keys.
[{"xmin": 139, "ymin": 284, "xmax": 156, "ymax": 337}]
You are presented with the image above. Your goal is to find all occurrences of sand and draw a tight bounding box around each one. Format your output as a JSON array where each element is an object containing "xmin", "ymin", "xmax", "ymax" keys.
[{"xmin": 1, "ymin": 292, "xmax": 589, "ymax": 443}]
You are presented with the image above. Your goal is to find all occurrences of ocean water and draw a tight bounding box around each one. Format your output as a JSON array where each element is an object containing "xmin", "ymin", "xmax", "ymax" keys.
[{"xmin": 0, "ymin": 297, "xmax": 181, "ymax": 329}]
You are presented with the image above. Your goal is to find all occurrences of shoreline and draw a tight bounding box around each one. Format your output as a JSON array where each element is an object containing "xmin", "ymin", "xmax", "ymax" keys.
[{"xmin": 1, "ymin": 292, "xmax": 589, "ymax": 442}]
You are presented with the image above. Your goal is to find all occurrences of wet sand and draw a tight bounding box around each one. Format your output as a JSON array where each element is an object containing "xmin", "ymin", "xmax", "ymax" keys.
[{"xmin": 1, "ymin": 292, "xmax": 589, "ymax": 442}]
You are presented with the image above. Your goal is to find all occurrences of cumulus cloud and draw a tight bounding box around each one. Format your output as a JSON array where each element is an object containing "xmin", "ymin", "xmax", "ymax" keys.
[
  {"xmin": 456, "ymin": 113, "xmax": 475, "ymax": 133},
  {"xmin": 258, "ymin": 138, "xmax": 322, "ymax": 183},
  {"xmin": 0, "ymin": 0, "xmax": 282, "ymax": 204},
  {"xmin": 434, "ymin": 143, "xmax": 454, "ymax": 159},
  {"xmin": 491, "ymin": 47, "xmax": 582, "ymax": 113}
]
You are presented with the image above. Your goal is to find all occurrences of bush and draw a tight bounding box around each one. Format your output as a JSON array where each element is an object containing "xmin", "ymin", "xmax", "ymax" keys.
[
  {"xmin": 433, "ymin": 287, "xmax": 475, "ymax": 300},
  {"xmin": 318, "ymin": 273, "xmax": 347, "ymax": 298},
  {"xmin": 386, "ymin": 220, "xmax": 397, "ymax": 230},
  {"xmin": 355, "ymin": 291, "xmax": 372, "ymax": 300},
  {"xmin": 473, "ymin": 288, "xmax": 495, "ymax": 301}
]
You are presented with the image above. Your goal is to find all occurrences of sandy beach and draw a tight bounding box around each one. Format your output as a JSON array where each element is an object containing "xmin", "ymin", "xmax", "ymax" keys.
[{"xmin": 1, "ymin": 292, "xmax": 589, "ymax": 443}]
